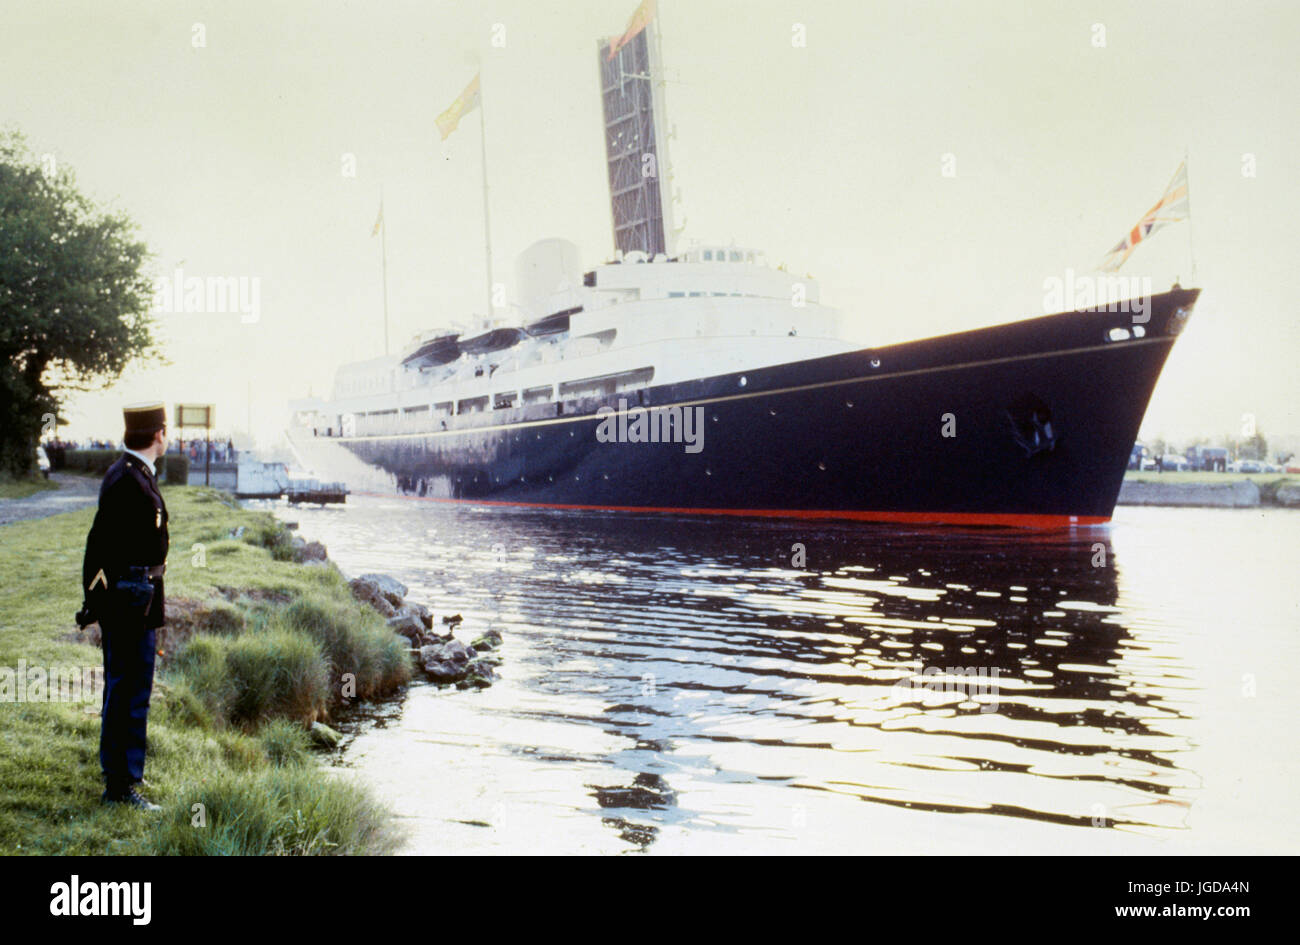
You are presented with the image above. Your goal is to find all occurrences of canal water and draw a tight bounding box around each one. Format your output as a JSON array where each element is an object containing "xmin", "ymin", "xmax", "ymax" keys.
[{"xmin": 267, "ymin": 497, "xmax": 1299, "ymax": 855}]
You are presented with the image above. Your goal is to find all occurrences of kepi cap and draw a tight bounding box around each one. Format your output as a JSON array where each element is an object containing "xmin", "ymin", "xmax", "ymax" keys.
[{"xmin": 123, "ymin": 401, "xmax": 167, "ymax": 435}]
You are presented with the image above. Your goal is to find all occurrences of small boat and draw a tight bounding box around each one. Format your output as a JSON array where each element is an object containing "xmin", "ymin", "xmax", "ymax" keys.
[
  {"xmin": 400, "ymin": 331, "xmax": 461, "ymax": 368},
  {"xmin": 460, "ymin": 324, "xmax": 525, "ymax": 354},
  {"xmin": 525, "ymin": 306, "xmax": 581, "ymax": 336}
]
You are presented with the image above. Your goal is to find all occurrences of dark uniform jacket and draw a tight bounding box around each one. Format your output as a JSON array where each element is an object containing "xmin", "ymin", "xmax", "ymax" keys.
[{"xmin": 81, "ymin": 452, "xmax": 170, "ymax": 629}]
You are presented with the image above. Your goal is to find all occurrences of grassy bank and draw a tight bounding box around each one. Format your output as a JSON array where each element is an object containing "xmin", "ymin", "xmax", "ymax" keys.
[{"xmin": 0, "ymin": 485, "xmax": 411, "ymax": 855}]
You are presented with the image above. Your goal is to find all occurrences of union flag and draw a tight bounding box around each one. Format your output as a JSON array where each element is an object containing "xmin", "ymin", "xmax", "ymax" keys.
[{"xmin": 1099, "ymin": 162, "xmax": 1189, "ymax": 272}]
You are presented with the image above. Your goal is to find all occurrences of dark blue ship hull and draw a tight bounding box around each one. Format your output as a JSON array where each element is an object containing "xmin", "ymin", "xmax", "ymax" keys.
[{"xmin": 334, "ymin": 288, "xmax": 1198, "ymax": 527}]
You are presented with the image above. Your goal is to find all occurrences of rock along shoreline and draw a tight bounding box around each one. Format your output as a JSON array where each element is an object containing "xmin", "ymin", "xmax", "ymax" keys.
[
  {"xmin": 345, "ymin": 572, "xmax": 502, "ymax": 689},
  {"xmin": 1117, "ymin": 477, "xmax": 1300, "ymax": 509}
]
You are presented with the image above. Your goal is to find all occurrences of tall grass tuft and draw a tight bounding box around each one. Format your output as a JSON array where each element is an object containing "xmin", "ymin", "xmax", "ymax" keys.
[
  {"xmin": 283, "ymin": 592, "xmax": 411, "ymax": 700},
  {"xmin": 223, "ymin": 627, "xmax": 331, "ymax": 726},
  {"xmin": 259, "ymin": 719, "xmax": 313, "ymax": 767},
  {"xmin": 174, "ymin": 628, "xmax": 331, "ymax": 728},
  {"xmin": 151, "ymin": 678, "xmax": 216, "ymax": 731},
  {"xmin": 173, "ymin": 635, "xmax": 233, "ymax": 720},
  {"xmin": 241, "ymin": 514, "xmax": 298, "ymax": 561},
  {"xmin": 146, "ymin": 767, "xmax": 403, "ymax": 855}
]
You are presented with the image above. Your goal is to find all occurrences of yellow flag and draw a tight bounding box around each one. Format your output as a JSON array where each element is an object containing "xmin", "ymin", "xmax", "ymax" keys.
[
  {"xmin": 607, "ymin": 0, "xmax": 657, "ymax": 61},
  {"xmin": 436, "ymin": 74, "xmax": 481, "ymax": 141}
]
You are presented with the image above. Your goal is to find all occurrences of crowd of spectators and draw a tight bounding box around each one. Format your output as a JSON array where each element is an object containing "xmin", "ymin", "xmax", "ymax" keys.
[
  {"xmin": 170, "ymin": 438, "xmax": 237, "ymax": 463},
  {"xmin": 42, "ymin": 436, "xmax": 113, "ymax": 451},
  {"xmin": 39, "ymin": 435, "xmax": 239, "ymax": 467}
]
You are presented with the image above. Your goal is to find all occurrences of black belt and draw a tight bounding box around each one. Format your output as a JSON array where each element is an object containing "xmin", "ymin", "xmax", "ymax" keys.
[
  {"xmin": 145, "ymin": 564, "xmax": 165, "ymax": 578},
  {"xmin": 121, "ymin": 564, "xmax": 165, "ymax": 579}
]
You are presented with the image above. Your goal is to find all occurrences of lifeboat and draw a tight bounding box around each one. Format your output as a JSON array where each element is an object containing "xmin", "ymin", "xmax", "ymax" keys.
[
  {"xmin": 460, "ymin": 324, "xmax": 525, "ymax": 354},
  {"xmin": 400, "ymin": 331, "xmax": 461, "ymax": 368},
  {"xmin": 524, "ymin": 306, "xmax": 581, "ymax": 336}
]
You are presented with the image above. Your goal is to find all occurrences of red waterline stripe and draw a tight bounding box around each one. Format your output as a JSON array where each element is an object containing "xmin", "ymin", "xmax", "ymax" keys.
[{"xmin": 351, "ymin": 492, "xmax": 1109, "ymax": 530}]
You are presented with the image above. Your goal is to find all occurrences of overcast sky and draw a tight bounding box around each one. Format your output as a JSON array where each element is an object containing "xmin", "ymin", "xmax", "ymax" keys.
[{"xmin": 3, "ymin": 0, "xmax": 1296, "ymax": 448}]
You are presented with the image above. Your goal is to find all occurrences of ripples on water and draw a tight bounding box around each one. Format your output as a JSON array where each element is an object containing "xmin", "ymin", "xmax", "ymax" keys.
[{"xmin": 266, "ymin": 498, "xmax": 1298, "ymax": 854}]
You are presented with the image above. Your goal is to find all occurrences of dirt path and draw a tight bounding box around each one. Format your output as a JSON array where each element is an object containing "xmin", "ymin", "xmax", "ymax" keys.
[{"xmin": 0, "ymin": 472, "xmax": 101, "ymax": 526}]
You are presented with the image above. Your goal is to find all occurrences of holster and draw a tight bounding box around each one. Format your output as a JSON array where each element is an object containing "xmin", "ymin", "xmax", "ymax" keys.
[{"xmin": 110, "ymin": 566, "xmax": 156, "ymax": 623}]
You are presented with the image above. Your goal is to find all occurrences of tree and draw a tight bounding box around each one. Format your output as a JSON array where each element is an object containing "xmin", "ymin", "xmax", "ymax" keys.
[
  {"xmin": 0, "ymin": 130, "xmax": 159, "ymax": 476},
  {"xmin": 1240, "ymin": 427, "xmax": 1268, "ymax": 462}
]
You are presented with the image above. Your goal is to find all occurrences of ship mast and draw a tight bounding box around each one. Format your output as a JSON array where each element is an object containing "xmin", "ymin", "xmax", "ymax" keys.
[
  {"xmin": 478, "ymin": 75, "xmax": 495, "ymax": 322},
  {"xmin": 435, "ymin": 68, "xmax": 493, "ymax": 330},
  {"xmin": 1184, "ymin": 145, "xmax": 1197, "ymax": 284},
  {"xmin": 379, "ymin": 187, "xmax": 389, "ymax": 355}
]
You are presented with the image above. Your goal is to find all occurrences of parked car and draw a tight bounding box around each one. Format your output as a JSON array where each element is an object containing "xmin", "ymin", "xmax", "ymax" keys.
[
  {"xmin": 1159, "ymin": 454, "xmax": 1189, "ymax": 472},
  {"xmin": 1235, "ymin": 460, "xmax": 1266, "ymax": 474}
]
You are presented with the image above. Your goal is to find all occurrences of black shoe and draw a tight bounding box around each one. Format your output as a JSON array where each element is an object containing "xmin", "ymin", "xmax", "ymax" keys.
[{"xmin": 102, "ymin": 787, "xmax": 162, "ymax": 811}]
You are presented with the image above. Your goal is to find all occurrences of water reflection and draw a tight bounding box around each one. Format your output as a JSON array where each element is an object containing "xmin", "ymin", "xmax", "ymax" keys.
[
  {"xmin": 279, "ymin": 499, "xmax": 1218, "ymax": 852},
  {"xmin": 503, "ymin": 516, "xmax": 1193, "ymax": 840}
]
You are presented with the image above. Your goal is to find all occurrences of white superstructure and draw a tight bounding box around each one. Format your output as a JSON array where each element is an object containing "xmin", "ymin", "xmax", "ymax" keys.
[{"xmin": 304, "ymin": 239, "xmax": 852, "ymax": 439}]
